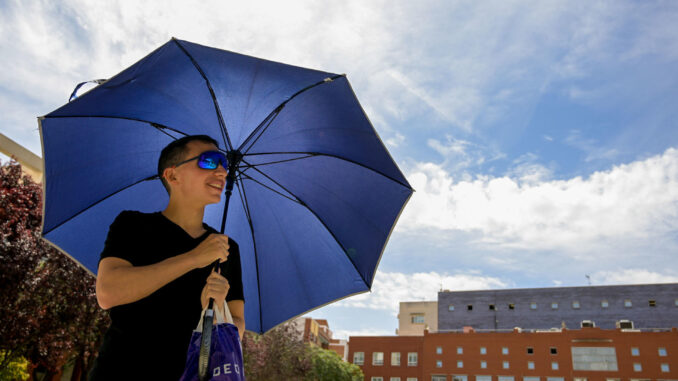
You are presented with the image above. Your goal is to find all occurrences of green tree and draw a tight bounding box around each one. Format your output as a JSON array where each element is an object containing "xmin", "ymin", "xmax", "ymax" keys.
[{"xmin": 305, "ymin": 346, "xmax": 363, "ymax": 381}]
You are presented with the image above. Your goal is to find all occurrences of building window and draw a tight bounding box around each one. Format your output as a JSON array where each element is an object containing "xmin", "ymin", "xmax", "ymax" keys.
[
  {"xmin": 508, "ymin": 303, "xmax": 515, "ymax": 310},
  {"xmin": 527, "ymin": 347, "xmax": 534, "ymax": 355},
  {"xmin": 631, "ymin": 347, "xmax": 639, "ymax": 356},
  {"xmin": 551, "ymin": 362, "xmax": 558, "ymax": 370},
  {"xmin": 573, "ymin": 378, "xmax": 587, "ymax": 381},
  {"xmin": 480, "ymin": 360, "xmax": 487, "ymax": 369},
  {"xmin": 624, "ymin": 299, "xmax": 632, "ymax": 308},
  {"xmin": 436, "ymin": 360, "xmax": 443, "ymax": 368},
  {"xmin": 411, "ymin": 314, "xmax": 425, "ymax": 324},
  {"xmin": 408, "ymin": 352, "xmax": 418, "ymax": 366},
  {"xmin": 524, "ymin": 377, "xmax": 539, "ymax": 381},
  {"xmin": 449, "ymin": 305, "xmax": 455, "ymax": 311},
  {"xmin": 649, "ymin": 299, "xmax": 656, "ymax": 307},
  {"xmin": 457, "ymin": 347, "xmax": 463, "ymax": 355},
  {"xmin": 633, "ymin": 363, "xmax": 642, "ymax": 372},
  {"xmin": 601, "ymin": 300, "xmax": 609, "ymax": 308},
  {"xmin": 572, "ymin": 301, "xmax": 580, "ymax": 309},
  {"xmin": 480, "ymin": 347, "xmax": 487, "ymax": 355},
  {"xmin": 489, "ymin": 304, "xmax": 496, "ymax": 310},
  {"xmin": 373, "ymin": 352, "xmax": 384, "ymax": 366},
  {"xmin": 467, "ymin": 304, "xmax": 473, "ymax": 311},
  {"xmin": 675, "ymin": 299, "xmax": 678, "ymax": 307},
  {"xmin": 661, "ymin": 363, "xmax": 670, "ymax": 372},
  {"xmin": 658, "ymin": 347, "xmax": 667, "ymax": 356},
  {"xmin": 503, "ymin": 361, "xmax": 510, "ymax": 369},
  {"xmin": 530, "ymin": 302, "xmax": 537, "ymax": 310},
  {"xmin": 406, "ymin": 378, "xmax": 418, "ymax": 381},
  {"xmin": 436, "ymin": 346, "xmax": 442, "ymax": 355},
  {"xmin": 550, "ymin": 347, "xmax": 557, "ymax": 355},
  {"xmin": 453, "ymin": 376, "xmax": 468, "ymax": 381},
  {"xmin": 527, "ymin": 361, "xmax": 535, "ymax": 370},
  {"xmin": 353, "ymin": 352, "xmax": 364, "ymax": 365},
  {"xmin": 502, "ymin": 347, "xmax": 509, "ymax": 355},
  {"xmin": 457, "ymin": 360, "xmax": 463, "ymax": 368},
  {"xmin": 371, "ymin": 377, "xmax": 383, "ymax": 381},
  {"xmin": 390, "ymin": 378, "xmax": 401, "ymax": 381},
  {"xmin": 391, "ymin": 352, "xmax": 401, "ymax": 366},
  {"xmin": 551, "ymin": 302, "xmax": 558, "ymax": 309},
  {"xmin": 432, "ymin": 377, "xmax": 446, "ymax": 381}
]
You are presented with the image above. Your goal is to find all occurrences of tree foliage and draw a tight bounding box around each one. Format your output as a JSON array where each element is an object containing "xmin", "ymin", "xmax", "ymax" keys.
[
  {"xmin": 305, "ymin": 345, "xmax": 363, "ymax": 381},
  {"xmin": 0, "ymin": 160, "xmax": 110, "ymax": 379},
  {"xmin": 242, "ymin": 321, "xmax": 362, "ymax": 381}
]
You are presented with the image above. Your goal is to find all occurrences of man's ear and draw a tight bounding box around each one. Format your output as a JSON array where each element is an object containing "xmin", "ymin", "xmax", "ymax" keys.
[{"xmin": 163, "ymin": 167, "xmax": 179, "ymax": 186}]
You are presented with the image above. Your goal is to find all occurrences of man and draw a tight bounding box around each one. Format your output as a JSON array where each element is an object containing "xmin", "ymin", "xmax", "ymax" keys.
[{"xmin": 88, "ymin": 135, "xmax": 245, "ymax": 380}]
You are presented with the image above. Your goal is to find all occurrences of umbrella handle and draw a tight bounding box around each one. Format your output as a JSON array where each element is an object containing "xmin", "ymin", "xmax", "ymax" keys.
[{"xmin": 199, "ymin": 259, "xmax": 221, "ymax": 381}]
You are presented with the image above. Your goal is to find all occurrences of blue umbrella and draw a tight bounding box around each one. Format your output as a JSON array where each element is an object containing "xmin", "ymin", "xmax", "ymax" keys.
[{"xmin": 39, "ymin": 38, "xmax": 413, "ymax": 334}]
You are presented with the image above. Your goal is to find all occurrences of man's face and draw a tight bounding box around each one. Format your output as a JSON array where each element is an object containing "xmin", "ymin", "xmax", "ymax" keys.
[{"xmin": 170, "ymin": 140, "xmax": 227, "ymax": 206}]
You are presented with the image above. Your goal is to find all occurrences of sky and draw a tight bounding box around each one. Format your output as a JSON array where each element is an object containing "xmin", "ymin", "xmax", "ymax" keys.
[{"xmin": 2, "ymin": 0, "xmax": 678, "ymax": 339}]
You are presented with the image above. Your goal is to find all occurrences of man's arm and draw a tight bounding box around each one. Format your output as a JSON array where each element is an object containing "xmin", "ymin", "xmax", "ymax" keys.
[
  {"xmin": 96, "ymin": 234, "xmax": 230, "ymax": 310},
  {"xmin": 227, "ymin": 300, "xmax": 245, "ymax": 340}
]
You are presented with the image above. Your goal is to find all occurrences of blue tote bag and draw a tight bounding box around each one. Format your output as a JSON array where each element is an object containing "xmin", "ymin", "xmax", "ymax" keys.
[{"xmin": 180, "ymin": 302, "xmax": 245, "ymax": 381}]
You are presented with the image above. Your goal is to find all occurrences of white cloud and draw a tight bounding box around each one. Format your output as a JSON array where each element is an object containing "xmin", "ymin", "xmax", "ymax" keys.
[
  {"xmin": 333, "ymin": 328, "xmax": 395, "ymax": 340},
  {"xmin": 591, "ymin": 269, "xmax": 678, "ymax": 285},
  {"xmin": 336, "ymin": 271, "xmax": 509, "ymax": 314},
  {"xmin": 398, "ymin": 147, "xmax": 678, "ymax": 252}
]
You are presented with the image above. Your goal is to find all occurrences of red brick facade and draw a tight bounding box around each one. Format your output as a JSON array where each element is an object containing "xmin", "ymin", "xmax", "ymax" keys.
[{"xmin": 350, "ymin": 328, "xmax": 678, "ymax": 381}]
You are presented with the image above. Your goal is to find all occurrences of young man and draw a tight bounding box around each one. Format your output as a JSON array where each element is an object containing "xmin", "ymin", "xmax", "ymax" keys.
[{"xmin": 88, "ymin": 135, "xmax": 245, "ymax": 380}]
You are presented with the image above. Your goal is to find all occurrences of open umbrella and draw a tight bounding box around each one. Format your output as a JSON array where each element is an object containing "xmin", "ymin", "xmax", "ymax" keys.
[{"xmin": 39, "ymin": 38, "xmax": 413, "ymax": 336}]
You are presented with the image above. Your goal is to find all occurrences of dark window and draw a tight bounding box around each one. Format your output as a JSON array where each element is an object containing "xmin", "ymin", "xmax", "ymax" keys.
[
  {"xmin": 467, "ymin": 305, "xmax": 473, "ymax": 311},
  {"xmin": 649, "ymin": 300, "xmax": 656, "ymax": 307},
  {"xmin": 508, "ymin": 303, "xmax": 515, "ymax": 310},
  {"xmin": 527, "ymin": 347, "xmax": 534, "ymax": 354},
  {"xmin": 550, "ymin": 347, "xmax": 557, "ymax": 355},
  {"xmin": 489, "ymin": 304, "xmax": 495, "ymax": 310}
]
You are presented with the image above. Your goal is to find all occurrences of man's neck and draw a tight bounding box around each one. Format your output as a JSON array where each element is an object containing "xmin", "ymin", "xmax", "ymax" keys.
[{"xmin": 162, "ymin": 199, "xmax": 206, "ymax": 237}]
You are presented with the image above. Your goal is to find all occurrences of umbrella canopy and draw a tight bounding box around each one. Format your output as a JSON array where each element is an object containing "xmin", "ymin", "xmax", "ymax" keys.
[{"xmin": 39, "ymin": 38, "xmax": 413, "ymax": 334}]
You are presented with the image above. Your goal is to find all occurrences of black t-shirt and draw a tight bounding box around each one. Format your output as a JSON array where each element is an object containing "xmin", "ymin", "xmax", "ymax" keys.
[{"xmin": 88, "ymin": 210, "xmax": 244, "ymax": 381}]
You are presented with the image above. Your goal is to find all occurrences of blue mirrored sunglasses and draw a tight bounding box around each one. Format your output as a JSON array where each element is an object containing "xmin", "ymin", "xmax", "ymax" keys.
[{"xmin": 175, "ymin": 150, "xmax": 228, "ymax": 170}]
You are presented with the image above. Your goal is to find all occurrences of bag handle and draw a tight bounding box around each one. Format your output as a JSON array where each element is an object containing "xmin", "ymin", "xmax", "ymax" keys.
[{"xmin": 195, "ymin": 300, "xmax": 234, "ymax": 331}]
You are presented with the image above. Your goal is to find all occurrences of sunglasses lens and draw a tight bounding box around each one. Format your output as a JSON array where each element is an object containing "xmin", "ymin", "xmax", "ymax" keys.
[{"xmin": 198, "ymin": 151, "xmax": 227, "ymax": 170}]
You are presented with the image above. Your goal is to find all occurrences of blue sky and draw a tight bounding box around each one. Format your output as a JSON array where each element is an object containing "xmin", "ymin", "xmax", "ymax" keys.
[{"xmin": 2, "ymin": 0, "xmax": 678, "ymax": 338}]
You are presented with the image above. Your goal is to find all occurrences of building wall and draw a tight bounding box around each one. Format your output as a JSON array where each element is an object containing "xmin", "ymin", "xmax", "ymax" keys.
[
  {"xmin": 422, "ymin": 327, "xmax": 678, "ymax": 381},
  {"xmin": 399, "ymin": 301, "xmax": 439, "ymax": 336},
  {"xmin": 330, "ymin": 338, "xmax": 348, "ymax": 361},
  {"xmin": 349, "ymin": 335, "xmax": 424, "ymax": 380},
  {"xmin": 438, "ymin": 283, "xmax": 678, "ymax": 331}
]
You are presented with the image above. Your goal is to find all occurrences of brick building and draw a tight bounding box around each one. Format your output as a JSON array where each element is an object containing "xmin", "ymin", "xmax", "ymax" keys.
[{"xmin": 349, "ymin": 283, "xmax": 678, "ymax": 381}]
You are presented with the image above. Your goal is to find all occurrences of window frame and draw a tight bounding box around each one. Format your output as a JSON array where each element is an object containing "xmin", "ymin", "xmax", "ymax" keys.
[
  {"xmin": 353, "ymin": 351, "xmax": 364, "ymax": 365},
  {"xmin": 372, "ymin": 351, "xmax": 384, "ymax": 366}
]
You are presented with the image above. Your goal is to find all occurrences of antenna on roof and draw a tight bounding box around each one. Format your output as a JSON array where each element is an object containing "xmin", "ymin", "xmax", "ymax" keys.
[{"xmin": 585, "ymin": 274, "xmax": 591, "ymax": 286}]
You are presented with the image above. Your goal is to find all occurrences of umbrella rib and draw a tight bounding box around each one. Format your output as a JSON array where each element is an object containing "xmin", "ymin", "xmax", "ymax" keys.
[
  {"xmin": 234, "ymin": 172, "xmax": 265, "ymax": 333},
  {"xmin": 238, "ymin": 172, "xmax": 302, "ymax": 206},
  {"xmin": 244, "ymin": 164, "xmax": 370, "ymax": 288},
  {"xmin": 240, "ymin": 154, "xmax": 316, "ymax": 169},
  {"xmin": 171, "ymin": 38, "xmax": 232, "ymax": 151},
  {"xmin": 42, "ymin": 174, "xmax": 158, "ymax": 236},
  {"xmin": 238, "ymin": 74, "xmax": 346, "ymax": 155},
  {"xmin": 245, "ymin": 151, "xmax": 411, "ymax": 190},
  {"xmin": 42, "ymin": 115, "xmax": 191, "ymax": 139}
]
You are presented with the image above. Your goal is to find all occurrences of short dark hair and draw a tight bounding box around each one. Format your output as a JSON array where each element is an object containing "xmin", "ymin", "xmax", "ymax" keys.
[{"xmin": 157, "ymin": 135, "xmax": 219, "ymax": 194}]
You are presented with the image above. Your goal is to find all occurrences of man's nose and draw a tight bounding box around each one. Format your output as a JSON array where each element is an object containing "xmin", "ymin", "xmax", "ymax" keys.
[{"xmin": 215, "ymin": 164, "xmax": 227, "ymax": 177}]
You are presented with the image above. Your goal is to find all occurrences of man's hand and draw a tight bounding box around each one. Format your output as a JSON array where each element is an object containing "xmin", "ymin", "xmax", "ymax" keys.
[
  {"xmin": 191, "ymin": 233, "xmax": 230, "ymax": 269},
  {"xmin": 201, "ymin": 267, "xmax": 230, "ymax": 310}
]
